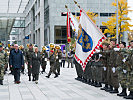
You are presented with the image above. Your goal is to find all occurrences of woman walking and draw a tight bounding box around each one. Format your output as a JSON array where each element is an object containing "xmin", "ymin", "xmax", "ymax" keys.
[{"xmin": 30, "ymin": 47, "xmax": 41, "ymax": 84}]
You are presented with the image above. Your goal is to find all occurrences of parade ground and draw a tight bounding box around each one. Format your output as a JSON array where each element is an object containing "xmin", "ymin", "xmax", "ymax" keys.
[{"xmin": 0, "ymin": 63, "xmax": 127, "ymax": 100}]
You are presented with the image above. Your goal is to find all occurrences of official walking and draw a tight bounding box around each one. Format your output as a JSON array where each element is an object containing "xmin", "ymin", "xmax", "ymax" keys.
[{"xmin": 9, "ymin": 44, "xmax": 24, "ymax": 84}]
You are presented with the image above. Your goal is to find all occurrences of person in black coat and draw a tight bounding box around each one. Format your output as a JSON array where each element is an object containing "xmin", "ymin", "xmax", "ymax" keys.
[
  {"xmin": 9, "ymin": 44, "xmax": 24, "ymax": 84},
  {"xmin": 30, "ymin": 47, "xmax": 41, "ymax": 84}
]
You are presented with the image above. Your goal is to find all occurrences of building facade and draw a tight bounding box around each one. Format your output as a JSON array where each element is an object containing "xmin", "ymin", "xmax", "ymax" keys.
[{"xmin": 21, "ymin": 0, "xmax": 127, "ymax": 49}]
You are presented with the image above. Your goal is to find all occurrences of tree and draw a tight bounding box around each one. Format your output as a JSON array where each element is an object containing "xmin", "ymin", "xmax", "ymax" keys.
[{"xmin": 102, "ymin": 0, "xmax": 133, "ymax": 42}]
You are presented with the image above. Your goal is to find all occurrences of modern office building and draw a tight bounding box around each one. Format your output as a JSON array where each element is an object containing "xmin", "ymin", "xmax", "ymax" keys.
[{"xmin": 20, "ymin": 0, "xmax": 120, "ymax": 49}]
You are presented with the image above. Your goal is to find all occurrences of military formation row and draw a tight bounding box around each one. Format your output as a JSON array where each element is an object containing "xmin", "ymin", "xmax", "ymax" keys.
[{"xmin": 74, "ymin": 39, "xmax": 133, "ymax": 99}]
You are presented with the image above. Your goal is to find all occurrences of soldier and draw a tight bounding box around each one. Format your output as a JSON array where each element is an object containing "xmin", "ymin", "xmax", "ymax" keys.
[
  {"xmin": 46, "ymin": 50, "xmax": 58, "ymax": 78},
  {"xmin": 0, "ymin": 45, "xmax": 7, "ymax": 85},
  {"xmin": 74, "ymin": 58, "xmax": 83, "ymax": 81},
  {"xmin": 55, "ymin": 45, "xmax": 62, "ymax": 75},
  {"xmin": 4, "ymin": 47, "xmax": 9, "ymax": 74},
  {"xmin": 41, "ymin": 46, "xmax": 48, "ymax": 74},
  {"xmin": 9, "ymin": 44, "xmax": 15, "ymax": 75},
  {"xmin": 100, "ymin": 42, "xmax": 110, "ymax": 91},
  {"xmin": 89, "ymin": 54, "xmax": 97, "ymax": 86},
  {"xmin": 107, "ymin": 38, "xmax": 119, "ymax": 93},
  {"xmin": 123, "ymin": 44, "xmax": 133, "ymax": 99},
  {"xmin": 116, "ymin": 42, "xmax": 128, "ymax": 97},
  {"xmin": 25, "ymin": 43, "xmax": 34, "ymax": 81}
]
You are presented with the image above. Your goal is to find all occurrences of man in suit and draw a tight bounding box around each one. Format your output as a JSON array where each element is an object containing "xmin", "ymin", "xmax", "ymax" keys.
[{"xmin": 9, "ymin": 44, "xmax": 24, "ymax": 84}]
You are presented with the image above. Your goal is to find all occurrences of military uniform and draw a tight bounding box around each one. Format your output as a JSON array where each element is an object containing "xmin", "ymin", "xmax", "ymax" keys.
[
  {"xmin": 74, "ymin": 58, "xmax": 83, "ymax": 80},
  {"xmin": 116, "ymin": 48, "xmax": 129, "ymax": 96},
  {"xmin": 0, "ymin": 45, "xmax": 7, "ymax": 85},
  {"xmin": 41, "ymin": 50, "xmax": 48, "ymax": 73},
  {"xmin": 124, "ymin": 48, "xmax": 133, "ymax": 99},
  {"xmin": 25, "ymin": 48, "xmax": 33, "ymax": 81},
  {"xmin": 55, "ymin": 50, "xmax": 62, "ymax": 75},
  {"xmin": 107, "ymin": 48, "xmax": 119, "ymax": 93},
  {"xmin": 46, "ymin": 51, "xmax": 58, "ymax": 78}
]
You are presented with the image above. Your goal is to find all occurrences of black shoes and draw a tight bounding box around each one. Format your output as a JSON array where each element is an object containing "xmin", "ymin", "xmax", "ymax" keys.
[
  {"xmin": 0, "ymin": 80, "xmax": 3, "ymax": 85},
  {"xmin": 29, "ymin": 76, "xmax": 31, "ymax": 81},
  {"xmin": 54, "ymin": 75, "xmax": 58, "ymax": 78},
  {"xmin": 110, "ymin": 89, "xmax": 119, "ymax": 93},
  {"xmin": 46, "ymin": 76, "xmax": 50, "ymax": 78},
  {"xmin": 105, "ymin": 86, "xmax": 113, "ymax": 92},
  {"xmin": 124, "ymin": 91, "xmax": 133, "ymax": 99},
  {"xmin": 117, "ymin": 88, "xmax": 127, "ymax": 97}
]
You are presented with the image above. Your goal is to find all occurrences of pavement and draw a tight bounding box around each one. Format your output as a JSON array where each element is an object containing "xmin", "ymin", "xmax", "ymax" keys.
[{"xmin": 0, "ymin": 62, "xmax": 127, "ymax": 100}]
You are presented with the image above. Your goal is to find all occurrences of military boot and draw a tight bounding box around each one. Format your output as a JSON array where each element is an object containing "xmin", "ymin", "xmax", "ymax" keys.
[
  {"xmin": 0, "ymin": 80, "xmax": 3, "ymax": 85},
  {"xmin": 124, "ymin": 91, "xmax": 133, "ymax": 99},
  {"xmin": 95, "ymin": 82, "xmax": 102, "ymax": 87},
  {"xmin": 105, "ymin": 85, "xmax": 113, "ymax": 92},
  {"xmin": 29, "ymin": 76, "xmax": 31, "ymax": 81},
  {"xmin": 117, "ymin": 88, "xmax": 127, "ymax": 97},
  {"xmin": 110, "ymin": 88, "xmax": 119, "ymax": 93},
  {"xmin": 32, "ymin": 76, "xmax": 35, "ymax": 81},
  {"xmin": 101, "ymin": 84, "xmax": 108, "ymax": 90}
]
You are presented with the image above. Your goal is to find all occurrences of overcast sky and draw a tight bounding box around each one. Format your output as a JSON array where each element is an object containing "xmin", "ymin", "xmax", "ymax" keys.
[{"xmin": 128, "ymin": 0, "xmax": 133, "ymax": 29}]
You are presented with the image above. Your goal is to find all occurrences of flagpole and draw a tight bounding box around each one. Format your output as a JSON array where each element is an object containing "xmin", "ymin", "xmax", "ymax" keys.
[
  {"xmin": 116, "ymin": 0, "xmax": 119, "ymax": 44},
  {"xmin": 73, "ymin": 0, "xmax": 106, "ymax": 38}
]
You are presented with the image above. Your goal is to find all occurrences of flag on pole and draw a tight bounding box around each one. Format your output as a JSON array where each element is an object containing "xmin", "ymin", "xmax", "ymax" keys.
[
  {"xmin": 75, "ymin": 9, "xmax": 106, "ymax": 71},
  {"xmin": 68, "ymin": 12, "xmax": 79, "ymax": 37},
  {"xmin": 67, "ymin": 12, "xmax": 71, "ymax": 43}
]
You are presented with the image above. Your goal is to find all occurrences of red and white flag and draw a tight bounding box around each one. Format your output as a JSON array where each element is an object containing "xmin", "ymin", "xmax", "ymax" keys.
[{"xmin": 75, "ymin": 9, "xmax": 106, "ymax": 71}]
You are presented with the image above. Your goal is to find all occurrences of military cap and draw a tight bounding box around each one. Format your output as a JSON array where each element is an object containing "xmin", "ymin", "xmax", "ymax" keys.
[
  {"xmin": 110, "ymin": 38, "xmax": 117, "ymax": 41},
  {"xmin": 120, "ymin": 41, "xmax": 126, "ymax": 47}
]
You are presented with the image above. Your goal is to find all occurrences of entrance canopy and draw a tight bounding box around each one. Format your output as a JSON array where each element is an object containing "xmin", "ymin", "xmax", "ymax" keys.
[{"xmin": 0, "ymin": 0, "xmax": 29, "ymax": 44}]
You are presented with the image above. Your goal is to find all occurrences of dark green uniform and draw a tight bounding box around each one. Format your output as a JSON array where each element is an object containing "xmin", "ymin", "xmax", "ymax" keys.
[
  {"xmin": 41, "ymin": 50, "xmax": 48, "ymax": 73},
  {"xmin": 46, "ymin": 54, "xmax": 58, "ymax": 78},
  {"xmin": 55, "ymin": 50, "xmax": 62, "ymax": 75},
  {"xmin": 25, "ymin": 49, "xmax": 33, "ymax": 80},
  {"xmin": 108, "ymin": 49, "xmax": 119, "ymax": 93}
]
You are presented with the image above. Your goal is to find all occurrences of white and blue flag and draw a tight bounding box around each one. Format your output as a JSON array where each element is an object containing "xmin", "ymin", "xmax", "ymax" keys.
[{"xmin": 75, "ymin": 9, "xmax": 106, "ymax": 71}]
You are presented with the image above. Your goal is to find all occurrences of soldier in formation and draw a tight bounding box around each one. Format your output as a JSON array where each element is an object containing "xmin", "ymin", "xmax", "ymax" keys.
[
  {"xmin": 0, "ymin": 44, "xmax": 7, "ymax": 85},
  {"xmin": 74, "ymin": 39, "xmax": 133, "ymax": 99}
]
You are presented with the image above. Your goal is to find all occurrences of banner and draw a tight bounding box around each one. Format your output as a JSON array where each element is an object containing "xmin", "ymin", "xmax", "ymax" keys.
[{"xmin": 75, "ymin": 9, "xmax": 106, "ymax": 71}]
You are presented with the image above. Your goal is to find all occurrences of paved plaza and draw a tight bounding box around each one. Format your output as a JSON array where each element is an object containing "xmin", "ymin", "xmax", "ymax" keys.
[{"xmin": 0, "ymin": 63, "xmax": 127, "ymax": 100}]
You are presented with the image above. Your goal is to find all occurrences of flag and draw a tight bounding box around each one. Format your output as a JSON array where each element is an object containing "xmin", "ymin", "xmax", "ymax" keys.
[
  {"xmin": 75, "ymin": 9, "xmax": 106, "ymax": 71},
  {"xmin": 67, "ymin": 12, "xmax": 71, "ymax": 43},
  {"xmin": 69, "ymin": 12, "xmax": 79, "ymax": 37}
]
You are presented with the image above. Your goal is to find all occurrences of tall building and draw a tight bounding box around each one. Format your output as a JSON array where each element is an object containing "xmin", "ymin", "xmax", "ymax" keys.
[{"xmin": 20, "ymin": 0, "xmax": 119, "ymax": 49}]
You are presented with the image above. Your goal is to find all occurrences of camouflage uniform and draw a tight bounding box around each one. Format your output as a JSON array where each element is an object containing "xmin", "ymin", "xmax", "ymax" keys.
[
  {"xmin": 46, "ymin": 53, "xmax": 58, "ymax": 78},
  {"xmin": 116, "ymin": 48, "xmax": 129, "ymax": 96},
  {"xmin": 0, "ymin": 50, "xmax": 7, "ymax": 85},
  {"xmin": 124, "ymin": 49, "xmax": 133, "ymax": 99}
]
